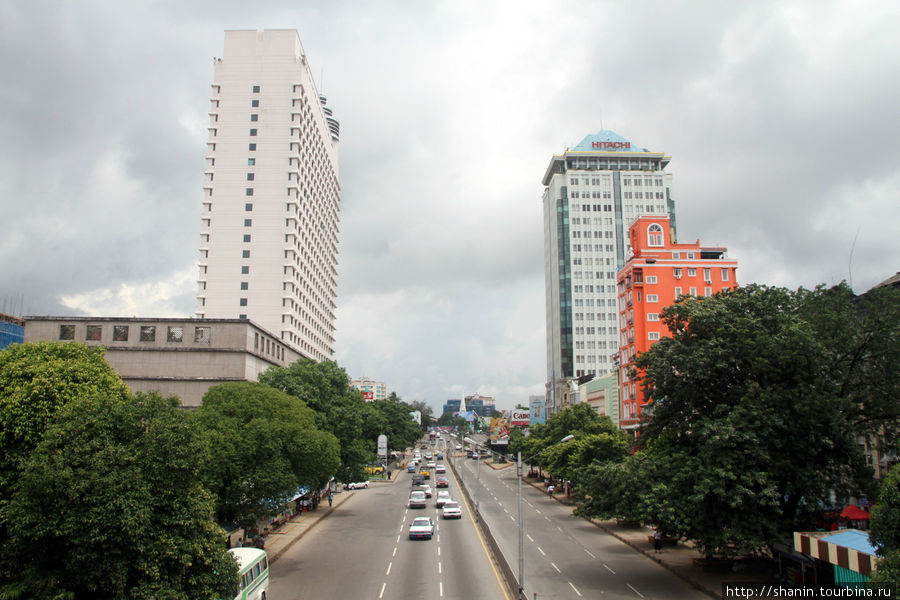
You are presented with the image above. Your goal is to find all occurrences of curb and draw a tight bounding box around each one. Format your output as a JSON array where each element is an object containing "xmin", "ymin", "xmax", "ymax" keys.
[{"xmin": 268, "ymin": 491, "xmax": 354, "ymax": 564}]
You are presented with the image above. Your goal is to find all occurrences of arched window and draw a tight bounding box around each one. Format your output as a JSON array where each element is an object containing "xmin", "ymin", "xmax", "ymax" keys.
[{"xmin": 647, "ymin": 223, "xmax": 664, "ymax": 247}]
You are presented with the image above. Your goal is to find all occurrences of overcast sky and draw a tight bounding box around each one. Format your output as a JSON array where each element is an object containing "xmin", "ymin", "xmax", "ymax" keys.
[{"xmin": 2, "ymin": 1, "xmax": 898, "ymax": 413}]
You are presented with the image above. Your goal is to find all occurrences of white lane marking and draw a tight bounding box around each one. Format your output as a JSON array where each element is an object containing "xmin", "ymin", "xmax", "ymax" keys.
[
  {"xmin": 604, "ymin": 564, "xmax": 616, "ymax": 574},
  {"xmin": 392, "ymin": 547, "xmax": 397, "ymax": 557},
  {"xmin": 526, "ymin": 534, "xmax": 535, "ymax": 542},
  {"xmin": 585, "ymin": 549, "xmax": 596, "ymax": 558},
  {"xmin": 569, "ymin": 581, "xmax": 583, "ymax": 597},
  {"xmin": 379, "ymin": 582, "xmax": 387, "ymax": 598},
  {"xmin": 627, "ymin": 583, "xmax": 645, "ymax": 598},
  {"xmin": 557, "ymin": 526, "xmax": 564, "ymax": 532},
  {"xmin": 439, "ymin": 581, "xmax": 444, "ymax": 597},
  {"xmin": 535, "ymin": 509, "xmax": 542, "ymax": 514},
  {"xmin": 509, "ymin": 515, "xmax": 515, "ymax": 522},
  {"xmin": 438, "ymin": 545, "xmax": 441, "ymax": 555},
  {"xmin": 551, "ymin": 562, "xmax": 561, "ymax": 573},
  {"xmin": 438, "ymin": 561, "xmax": 442, "ymax": 574},
  {"xmin": 537, "ymin": 546, "xmax": 546, "ymax": 556},
  {"xmin": 386, "ymin": 562, "xmax": 392, "ymax": 575},
  {"xmin": 396, "ymin": 535, "xmax": 401, "ymax": 543}
]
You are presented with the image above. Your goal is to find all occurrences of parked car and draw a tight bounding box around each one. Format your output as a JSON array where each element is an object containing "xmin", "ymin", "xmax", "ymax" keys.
[
  {"xmin": 441, "ymin": 501, "xmax": 462, "ymax": 519},
  {"xmin": 408, "ymin": 491, "xmax": 427, "ymax": 509},
  {"xmin": 435, "ymin": 490, "xmax": 452, "ymax": 508},
  {"xmin": 344, "ymin": 481, "xmax": 369, "ymax": 489},
  {"xmin": 363, "ymin": 465, "xmax": 384, "ymax": 474},
  {"xmin": 408, "ymin": 516, "xmax": 435, "ymax": 540}
]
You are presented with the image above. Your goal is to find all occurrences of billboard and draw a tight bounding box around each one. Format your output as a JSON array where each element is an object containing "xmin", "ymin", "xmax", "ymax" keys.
[
  {"xmin": 489, "ymin": 416, "xmax": 510, "ymax": 445},
  {"xmin": 509, "ymin": 410, "xmax": 530, "ymax": 427}
]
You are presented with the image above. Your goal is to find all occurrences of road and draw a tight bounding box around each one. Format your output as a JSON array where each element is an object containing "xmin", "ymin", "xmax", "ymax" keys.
[
  {"xmin": 269, "ymin": 442, "xmax": 509, "ymax": 600},
  {"xmin": 455, "ymin": 449, "xmax": 708, "ymax": 600}
]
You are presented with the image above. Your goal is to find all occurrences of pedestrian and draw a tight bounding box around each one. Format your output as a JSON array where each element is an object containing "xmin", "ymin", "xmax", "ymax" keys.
[
  {"xmin": 547, "ymin": 484, "xmax": 555, "ymax": 497},
  {"xmin": 653, "ymin": 528, "xmax": 662, "ymax": 553},
  {"xmin": 328, "ymin": 491, "xmax": 334, "ymax": 507},
  {"xmin": 387, "ymin": 470, "xmax": 392, "ymax": 480}
]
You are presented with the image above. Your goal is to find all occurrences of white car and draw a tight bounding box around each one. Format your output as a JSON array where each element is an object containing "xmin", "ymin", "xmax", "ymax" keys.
[
  {"xmin": 409, "ymin": 516, "xmax": 435, "ymax": 540},
  {"xmin": 417, "ymin": 484, "xmax": 432, "ymax": 498},
  {"xmin": 426, "ymin": 462, "xmax": 436, "ymax": 469},
  {"xmin": 442, "ymin": 501, "xmax": 462, "ymax": 519},
  {"xmin": 408, "ymin": 491, "xmax": 427, "ymax": 509},
  {"xmin": 435, "ymin": 490, "xmax": 452, "ymax": 508},
  {"xmin": 435, "ymin": 464, "xmax": 446, "ymax": 474},
  {"xmin": 344, "ymin": 481, "xmax": 368, "ymax": 489}
]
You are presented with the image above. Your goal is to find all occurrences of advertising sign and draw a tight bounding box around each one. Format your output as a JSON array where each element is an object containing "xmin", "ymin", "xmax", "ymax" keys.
[
  {"xmin": 510, "ymin": 410, "xmax": 530, "ymax": 427},
  {"xmin": 377, "ymin": 434, "xmax": 388, "ymax": 458},
  {"xmin": 489, "ymin": 416, "xmax": 510, "ymax": 445}
]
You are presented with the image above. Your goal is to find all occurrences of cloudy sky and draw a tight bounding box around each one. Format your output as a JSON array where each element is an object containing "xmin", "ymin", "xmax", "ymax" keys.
[{"xmin": 2, "ymin": 1, "xmax": 898, "ymax": 412}]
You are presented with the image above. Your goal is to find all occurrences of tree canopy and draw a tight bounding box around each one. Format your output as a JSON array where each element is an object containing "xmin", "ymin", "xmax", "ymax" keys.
[
  {"xmin": 628, "ymin": 284, "xmax": 874, "ymax": 557},
  {"xmin": 193, "ymin": 381, "xmax": 340, "ymax": 529},
  {"xmin": 869, "ymin": 464, "xmax": 900, "ymax": 591},
  {"xmin": 0, "ymin": 342, "xmax": 130, "ymax": 500},
  {"xmin": 1, "ymin": 392, "xmax": 237, "ymax": 600}
]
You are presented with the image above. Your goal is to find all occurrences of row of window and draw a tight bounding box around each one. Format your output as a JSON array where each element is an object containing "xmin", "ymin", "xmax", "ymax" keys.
[{"xmin": 58, "ymin": 324, "xmax": 212, "ymax": 344}]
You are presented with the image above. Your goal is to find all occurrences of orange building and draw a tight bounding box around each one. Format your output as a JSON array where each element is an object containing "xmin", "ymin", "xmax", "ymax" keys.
[{"xmin": 616, "ymin": 216, "xmax": 738, "ymax": 430}]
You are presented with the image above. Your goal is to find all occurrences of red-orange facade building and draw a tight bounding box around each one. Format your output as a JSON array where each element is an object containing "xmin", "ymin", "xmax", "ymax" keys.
[{"xmin": 616, "ymin": 216, "xmax": 738, "ymax": 430}]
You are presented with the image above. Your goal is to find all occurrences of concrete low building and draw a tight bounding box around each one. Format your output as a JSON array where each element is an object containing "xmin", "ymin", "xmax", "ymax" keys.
[{"xmin": 25, "ymin": 316, "xmax": 306, "ymax": 407}]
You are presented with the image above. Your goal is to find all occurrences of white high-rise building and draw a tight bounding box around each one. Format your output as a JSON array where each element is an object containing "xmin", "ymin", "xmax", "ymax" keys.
[
  {"xmin": 542, "ymin": 131, "xmax": 674, "ymax": 414},
  {"xmin": 197, "ymin": 30, "xmax": 341, "ymax": 362}
]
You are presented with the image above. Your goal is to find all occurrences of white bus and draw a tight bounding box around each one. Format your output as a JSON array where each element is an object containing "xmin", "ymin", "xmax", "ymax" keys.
[{"xmin": 229, "ymin": 547, "xmax": 269, "ymax": 600}]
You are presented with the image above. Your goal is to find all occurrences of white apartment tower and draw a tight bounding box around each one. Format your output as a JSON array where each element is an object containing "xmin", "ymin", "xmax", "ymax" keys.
[
  {"xmin": 542, "ymin": 131, "xmax": 674, "ymax": 413},
  {"xmin": 197, "ymin": 30, "xmax": 341, "ymax": 362}
]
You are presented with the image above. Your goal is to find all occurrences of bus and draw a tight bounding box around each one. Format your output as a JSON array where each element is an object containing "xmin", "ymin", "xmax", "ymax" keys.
[{"xmin": 229, "ymin": 547, "xmax": 269, "ymax": 600}]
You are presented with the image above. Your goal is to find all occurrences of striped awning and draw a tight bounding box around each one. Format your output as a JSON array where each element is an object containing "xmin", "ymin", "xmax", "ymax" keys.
[{"xmin": 794, "ymin": 530, "xmax": 880, "ymax": 576}]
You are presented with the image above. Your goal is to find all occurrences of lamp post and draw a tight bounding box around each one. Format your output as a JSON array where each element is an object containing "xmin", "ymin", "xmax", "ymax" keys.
[{"xmin": 516, "ymin": 434, "xmax": 574, "ymax": 599}]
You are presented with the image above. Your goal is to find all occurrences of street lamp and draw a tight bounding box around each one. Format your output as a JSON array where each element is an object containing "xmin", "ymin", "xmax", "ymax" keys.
[{"xmin": 517, "ymin": 434, "xmax": 574, "ymax": 599}]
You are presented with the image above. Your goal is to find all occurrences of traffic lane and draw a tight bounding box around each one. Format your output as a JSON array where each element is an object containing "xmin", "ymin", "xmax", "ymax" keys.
[
  {"xmin": 391, "ymin": 508, "xmax": 443, "ymax": 600},
  {"xmin": 268, "ymin": 491, "xmax": 394, "ymax": 599},
  {"xmin": 471, "ymin": 461, "xmax": 705, "ymax": 599},
  {"xmin": 433, "ymin": 479, "xmax": 508, "ymax": 600}
]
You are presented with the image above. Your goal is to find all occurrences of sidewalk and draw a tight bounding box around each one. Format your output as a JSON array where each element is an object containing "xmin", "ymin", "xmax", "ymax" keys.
[{"xmin": 519, "ymin": 474, "xmax": 778, "ymax": 600}]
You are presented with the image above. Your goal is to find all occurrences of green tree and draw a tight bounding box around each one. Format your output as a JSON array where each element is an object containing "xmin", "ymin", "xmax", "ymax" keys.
[
  {"xmin": 0, "ymin": 342, "xmax": 130, "ymax": 500},
  {"xmin": 193, "ymin": 382, "xmax": 340, "ymax": 529},
  {"xmin": 868, "ymin": 464, "xmax": 900, "ymax": 591},
  {"xmin": 635, "ymin": 284, "xmax": 868, "ymax": 557},
  {"xmin": 1, "ymin": 392, "xmax": 238, "ymax": 600},
  {"xmin": 406, "ymin": 400, "xmax": 434, "ymax": 433},
  {"xmin": 369, "ymin": 399, "xmax": 421, "ymax": 454},
  {"xmin": 258, "ymin": 360, "xmax": 370, "ymax": 482}
]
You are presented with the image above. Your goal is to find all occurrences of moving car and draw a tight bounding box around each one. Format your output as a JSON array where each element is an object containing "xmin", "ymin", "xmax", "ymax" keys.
[
  {"xmin": 415, "ymin": 484, "xmax": 432, "ymax": 498},
  {"xmin": 344, "ymin": 481, "xmax": 369, "ymax": 489},
  {"xmin": 407, "ymin": 464, "xmax": 417, "ymax": 473},
  {"xmin": 435, "ymin": 490, "xmax": 452, "ymax": 508},
  {"xmin": 435, "ymin": 476, "xmax": 449, "ymax": 488},
  {"xmin": 426, "ymin": 462, "xmax": 436, "ymax": 469},
  {"xmin": 408, "ymin": 491, "xmax": 427, "ymax": 509},
  {"xmin": 435, "ymin": 464, "xmax": 446, "ymax": 474},
  {"xmin": 419, "ymin": 469, "xmax": 431, "ymax": 480},
  {"xmin": 409, "ymin": 516, "xmax": 435, "ymax": 540},
  {"xmin": 441, "ymin": 501, "xmax": 462, "ymax": 519}
]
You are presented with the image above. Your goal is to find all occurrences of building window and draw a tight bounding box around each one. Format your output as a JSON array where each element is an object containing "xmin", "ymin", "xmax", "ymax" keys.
[
  {"xmin": 244, "ymin": 219, "xmax": 252, "ymax": 227},
  {"xmin": 646, "ymin": 275, "xmax": 657, "ymax": 284},
  {"xmin": 58, "ymin": 324, "xmax": 75, "ymax": 340},
  {"xmin": 688, "ymin": 268, "xmax": 696, "ymax": 277},
  {"xmin": 249, "ymin": 143, "xmax": 256, "ymax": 151},
  {"xmin": 689, "ymin": 287, "xmax": 697, "ymax": 296},
  {"xmin": 167, "ymin": 326, "xmax": 184, "ymax": 343},
  {"xmin": 242, "ymin": 250, "xmax": 250, "ymax": 258},
  {"xmin": 246, "ymin": 188, "xmax": 254, "ymax": 196},
  {"xmin": 675, "ymin": 287, "xmax": 682, "ymax": 297},
  {"xmin": 721, "ymin": 268, "xmax": 730, "ymax": 281},
  {"xmin": 252, "ymin": 85, "xmax": 260, "ymax": 93},
  {"xmin": 194, "ymin": 326, "xmax": 211, "ymax": 344},
  {"xmin": 243, "ymin": 234, "xmax": 251, "ymax": 242},
  {"xmin": 238, "ymin": 314, "xmax": 247, "ymax": 320},
  {"xmin": 239, "ymin": 298, "xmax": 248, "ymax": 306},
  {"xmin": 249, "ymin": 129, "xmax": 257, "ymax": 136},
  {"xmin": 251, "ymin": 99, "xmax": 259, "ymax": 107},
  {"xmin": 250, "ymin": 114, "xmax": 258, "ymax": 122},
  {"xmin": 647, "ymin": 224, "xmax": 663, "ymax": 247},
  {"xmin": 704, "ymin": 268, "xmax": 712, "ymax": 282},
  {"xmin": 112, "ymin": 325, "xmax": 129, "ymax": 342},
  {"xmin": 647, "ymin": 294, "xmax": 659, "ymax": 302},
  {"xmin": 705, "ymin": 287, "xmax": 713, "ymax": 297},
  {"xmin": 241, "ymin": 265, "xmax": 250, "ymax": 274},
  {"xmin": 85, "ymin": 325, "xmax": 102, "ymax": 341},
  {"xmin": 648, "ymin": 332, "xmax": 661, "ymax": 340},
  {"xmin": 241, "ymin": 282, "xmax": 248, "ymax": 290},
  {"xmin": 248, "ymin": 158, "xmax": 255, "ymax": 166},
  {"xmin": 245, "ymin": 203, "xmax": 253, "ymax": 211},
  {"xmin": 247, "ymin": 173, "xmax": 255, "ymax": 181},
  {"xmin": 673, "ymin": 267, "xmax": 682, "ymax": 279},
  {"xmin": 648, "ymin": 313, "xmax": 659, "ymax": 321},
  {"xmin": 140, "ymin": 326, "xmax": 156, "ymax": 342}
]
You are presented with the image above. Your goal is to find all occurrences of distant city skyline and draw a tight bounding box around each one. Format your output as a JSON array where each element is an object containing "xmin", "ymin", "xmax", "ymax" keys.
[{"xmin": 2, "ymin": 3, "xmax": 898, "ymax": 413}]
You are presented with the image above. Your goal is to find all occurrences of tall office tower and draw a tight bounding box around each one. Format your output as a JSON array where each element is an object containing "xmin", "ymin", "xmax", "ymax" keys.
[
  {"xmin": 616, "ymin": 216, "xmax": 738, "ymax": 430},
  {"xmin": 542, "ymin": 131, "xmax": 675, "ymax": 415},
  {"xmin": 197, "ymin": 30, "xmax": 341, "ymax": 362}
]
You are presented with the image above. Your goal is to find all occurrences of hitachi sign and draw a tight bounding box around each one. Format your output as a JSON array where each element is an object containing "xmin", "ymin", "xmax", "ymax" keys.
[{"xmin": 592, "ymin": 141, "xmax": 630, "ymax": 149}]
